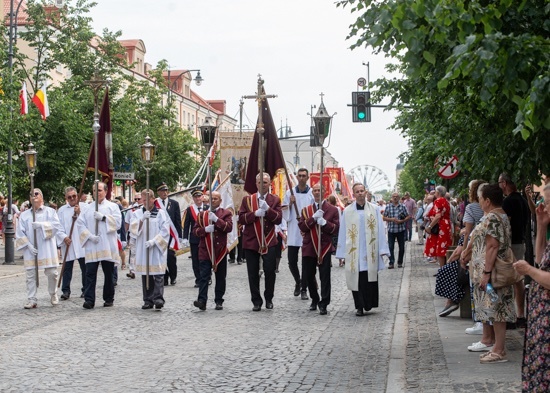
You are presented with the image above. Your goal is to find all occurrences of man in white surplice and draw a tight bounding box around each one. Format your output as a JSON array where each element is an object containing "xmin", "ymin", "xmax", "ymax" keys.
[
  {"xmin": 130, "ymin": 189, "xmax": 170, "ymax": 310},
  {"xmin": 282, "ymin": 168, "xmax": 314, "ymax": 299},
  {"xmin": 336, "ymin": 183, "xmax": 389, "ymax": 316},
  {"xmin": 76, "ymin": 181, "xmax": 121, "ymax": 309},
  {"xmin": 16, "ymin": 188, "xmax": 64, "ymax": 309}
]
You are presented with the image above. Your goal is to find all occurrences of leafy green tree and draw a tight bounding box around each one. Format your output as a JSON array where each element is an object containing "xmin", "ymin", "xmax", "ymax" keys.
[
  {"xmin": 1, "ymin": 0, "xmax": 200, "ymax": 204},
  {"xmin": 337, "ymin": 0, "xmax": 550, "ymax": 188}
]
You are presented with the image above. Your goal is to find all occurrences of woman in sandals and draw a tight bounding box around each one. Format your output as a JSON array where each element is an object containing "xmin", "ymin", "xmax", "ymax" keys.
[{"xmin": 461, "ymin": 183, "xmax": 516, "ymax": 364}]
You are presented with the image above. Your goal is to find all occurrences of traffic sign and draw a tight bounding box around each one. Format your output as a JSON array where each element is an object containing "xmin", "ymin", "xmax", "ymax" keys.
[
  {"xmin": 357, "ymin": 77, "xmax": 367, "ymax": 87},
  {"xmin": 114, "ymin": 172, "xmax": 135, "ymax": 180},
  {"xmin": 436, "ymin": 156, "xmax": 459, "ymax": 179}
]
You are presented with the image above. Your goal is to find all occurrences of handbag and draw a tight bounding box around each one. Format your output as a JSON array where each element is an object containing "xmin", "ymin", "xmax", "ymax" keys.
[
  {"xmin": 489, "ymin": 211, "xmax": 524, "ymax": 288},
  {"xmin": 491, "ymin": 247, "xmax": 522, "ymax": 288},
  {"xmin": 430, "ymin": 223, "xmax": 439, "ymax": 235}
]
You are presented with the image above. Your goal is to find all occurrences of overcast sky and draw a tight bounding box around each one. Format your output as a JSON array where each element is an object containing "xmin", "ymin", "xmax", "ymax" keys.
[{"xmin": 89, "ymin": 0, "xmax": 408, "ymax": 188}]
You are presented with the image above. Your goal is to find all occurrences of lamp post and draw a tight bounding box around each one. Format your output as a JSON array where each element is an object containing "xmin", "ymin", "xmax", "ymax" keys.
[
  {"xmin": 312, "ymin": 95, "xmax": 333, "ymax": 264},
  {"xmin": 24, "ymin": 142, "xmax": 38, "ymax": 286},
  {"xmin": 199, "ymin": 116, "xmax": 218, "ymax": 269},
  {"xmin": 141, "ymin": 136, "xmax": 155, "ymax": 289},
  {"xmin": 167, "ymin": 69, "xmax": 203, "ymax": 127}
]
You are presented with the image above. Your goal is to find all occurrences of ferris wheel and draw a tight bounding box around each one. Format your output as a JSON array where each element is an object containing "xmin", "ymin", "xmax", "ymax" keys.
[{"xmin": 347, "ymin": 165, "xmax": 392, "ymax": 192}]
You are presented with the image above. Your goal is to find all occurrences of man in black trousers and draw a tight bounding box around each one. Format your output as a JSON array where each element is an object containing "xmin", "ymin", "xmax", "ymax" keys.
[
  {"xmin": 156, "ymin": 183, "xmax": 182, "ymax": 286},
  {"xmin": 183, "ymin": 189, "xmax": 209, "ymax": 287}
]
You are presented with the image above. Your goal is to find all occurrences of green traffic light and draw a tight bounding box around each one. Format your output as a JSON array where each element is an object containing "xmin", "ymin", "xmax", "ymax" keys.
[{"xmin": 358, "ymin": 112, "xmax": 366, "ymax": 119}]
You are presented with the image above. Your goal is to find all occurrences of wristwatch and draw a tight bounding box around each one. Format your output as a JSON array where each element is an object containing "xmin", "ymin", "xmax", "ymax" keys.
[{"xmin": 483, "ymin": 270, "xmax": 491, "ymax": 275}]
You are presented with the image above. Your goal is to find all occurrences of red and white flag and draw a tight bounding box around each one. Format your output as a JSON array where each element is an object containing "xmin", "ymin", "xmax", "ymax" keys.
[
  {"xmin": 19, "ymin": 82, "xmax": 28, "ymax": 115},
  {"xmin": 154, "ymin": 199, "xmax": 180, "ymax": 251}
]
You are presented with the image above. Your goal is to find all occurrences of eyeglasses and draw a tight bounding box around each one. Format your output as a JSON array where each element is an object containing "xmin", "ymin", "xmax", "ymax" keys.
[
  {"xmin": 67, "ymin": 195, "xmax": 77, "ymax": 200},
  {"xmin": 33, "ymin": 192, "xmax": 40, "ymax": 196}
]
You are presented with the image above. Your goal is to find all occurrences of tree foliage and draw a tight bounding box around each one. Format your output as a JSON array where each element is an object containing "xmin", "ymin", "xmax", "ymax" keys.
[
  {"xmin": 337, "ymin": 0, "xmax": 550, "ymax": 189},
  {"xmin": 0, "ymin": 0, "xmax": 200, "ymax": 204}
]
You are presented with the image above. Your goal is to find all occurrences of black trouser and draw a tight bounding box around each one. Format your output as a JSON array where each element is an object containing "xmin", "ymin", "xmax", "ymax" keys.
[
  {"xmin": 287, "ymin": 246, "xmax": 306, "ymax": 291},
  {"xmin": 84, "ymin": 261, "xmax": 115, "ymax": 305},
  {"xmin": 388, "ymin": 230, "xmax": 406, "ymax": 266},
  {"xmin": 164, "ymin": 249, "xmax": 178, "ymax": 284},
  {"xmin": 303, "ymin": 253, "xmax": 332, "ymax": 307},
  {"xmin": 189, "ymin": 243, "xmax": 200, "ymax": 284},
  {"xmin": 236, "ymin": 235, "xmax": 244, "ymax": 262},
  {"xmin": 142, "ymin": 275, "xmax": 165, "ymax": 306},
  {"xmin": 61, "ymin": 257, "xmax": 86, "ymax": 296},
  {"xmin": 197, "ymin": 256, "xmax": 227, "ymax": 304},
  {"xmin": 245, "ymin": 247, "xmax": 277, "ymax": 307}
]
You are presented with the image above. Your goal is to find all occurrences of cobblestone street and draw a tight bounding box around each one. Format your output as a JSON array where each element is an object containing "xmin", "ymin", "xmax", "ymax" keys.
[{"xmin": 0, "ymin": 238, "xmax": 522, "ymax": 392}]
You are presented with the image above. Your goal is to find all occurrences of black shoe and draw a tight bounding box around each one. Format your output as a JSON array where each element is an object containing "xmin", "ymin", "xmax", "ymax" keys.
[
  {"xmin": 171, "ymin": 280, "xmax": 176, "ymax": 286},
  {"xmin": 154, "ymin": 301, "xmax": 164, "ymax": 310},
  {"xmin": 126, "ymin": 272, "xmax": 135, "ymax": 279},
  {"xmin": 356, "ymin": 309, "xmax": 365, "ymax": 317},
  {"xmin": 142, "ymin": 303, "xmax": 153, "ymax": 310},
  {"xmin": 319, "ymin": 306, "xmax": 327, "ymax": 315},
  {"xmin": 215, "ymin": 303, "xmax": 223, "ymax": 310},
  {"xmin": 113, "ymin": 282, "xmax": 117, "ymax": 287},
  {"xmin": 237, "ymin": 260, "xmax": 242, "ymax": 265},
  {"xmin": 266, "ymin": 302, "xmax": 273, "ymax": 309},
  {"xmin": 164, "ymin": 281, "xmax": 169, "ymax": 286},
  {"xmin": 60, "ymin": 293, "xmax": 70, "ymax": 301},
  {"xmin": 194, "ymin": 284, "xmax": 199, "ymax": 288},
  {"xmin": 294, "ymin": 284, "xmax": 300, "ymax": 297},
  {"xmin": 2, "ymin": 261, "xmax": 16, "ymax": 265},
  {"xmin": 309, "ymin": 303, "xmax": 318, "ymax": 311},
  {"xmin": 229, "ymin": 259, "xmax": 235, "ymax": 264},
  {"xmin": 301, "ymin": 291, "xmax": 309, "ymax": 300},
  {"xmin": 388, "ymin": 264, "xmax": 395, "ymax": 269},
  {"xmin": 80, "ymin": 293, "xmax": 85, "ymax": 298},
  {"xmin": 83, "ymin": 301, "xmax": 94, "ymax": 309},
  {"xmin": 252, "ymin": 305, "xmax": 261, "ymax": 312},
  {"xmin": 103, "ymin": 302, "xmax": 114, "ymax": 307},
  {"xmin": 193, "ymin": 300, "xmax": 206, "ymax": 311},
  {"xmin": 398, "ymin": 264, "xmax": 403, "ymax": 268},
  {"xmin": 438, "ymin": 303, "xmax": 459, "ymax": 317}
]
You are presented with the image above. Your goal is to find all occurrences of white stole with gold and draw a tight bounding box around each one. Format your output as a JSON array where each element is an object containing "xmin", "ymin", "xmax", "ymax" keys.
[{"xmin": 343, "ymin": 202, "xmax": 379, "ymax": 290}]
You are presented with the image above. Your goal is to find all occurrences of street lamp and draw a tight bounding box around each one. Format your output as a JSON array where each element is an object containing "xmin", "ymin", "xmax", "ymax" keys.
[
  {"xmin": 199, "ymin": 116, "xmax": 218, "ymax": 269},
  {"xmin": 140, "ymin": 135, "xmax": 155, "ymax": 289},
  {"xmin": 167, "ymin": 69, "xmax": 202, "ymax": 127},
  {"xmin": 312, "ymin": 95, "xmax": 333, "ymax": 263},
  {"xmin": 24, "ymin": 142, "xmax": 39, "ymax": 285}
]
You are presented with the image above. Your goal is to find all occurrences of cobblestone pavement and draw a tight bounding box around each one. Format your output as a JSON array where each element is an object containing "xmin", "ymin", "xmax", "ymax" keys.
[{"xmin": 0, "ymin": 238, "xmax": 523, "ymax": 392}]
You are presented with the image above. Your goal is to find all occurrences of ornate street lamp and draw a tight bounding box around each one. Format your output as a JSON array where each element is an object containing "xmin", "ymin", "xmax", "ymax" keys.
[
  {"xmin": 199, "ymin": 116, "xmax": 218, "ymax": 267},
  {"xmin": 141, "ymin": 136, "xmax": 156, "ymax": 289},
  {"xmin": 312, "ymin": 95, "xmax": 333, "ymax": 264},
  {"xmin": 24, "ymin": 142, "xmax": 39, "ymax": 286}
]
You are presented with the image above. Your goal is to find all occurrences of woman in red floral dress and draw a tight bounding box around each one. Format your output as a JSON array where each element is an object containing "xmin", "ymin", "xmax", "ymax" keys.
[{"xmin": 424, "ymin": 186, "xmax": 452, "ymax": 267}]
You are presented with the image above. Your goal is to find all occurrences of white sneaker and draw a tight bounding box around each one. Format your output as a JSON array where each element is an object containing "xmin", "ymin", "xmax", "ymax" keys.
[
  {"xmin": 468, "ymin": 341, "xmax": 493, "ymax": 352},
  {"xmin": 24, "ymin": 302, "xmax": 37, "ymax": 309},
  {"xmin": 465, "ymin": 321, "xmax": 483, "ymax": 335},
  {"xmin": 51, "ymin": 294, "xmax": 59, "ymax": 305}
]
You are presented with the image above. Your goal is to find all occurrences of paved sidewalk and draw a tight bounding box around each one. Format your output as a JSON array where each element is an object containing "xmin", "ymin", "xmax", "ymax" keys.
[{"xmin": 0, "ymin": 236, "xmax": 523, "ymax": 392}]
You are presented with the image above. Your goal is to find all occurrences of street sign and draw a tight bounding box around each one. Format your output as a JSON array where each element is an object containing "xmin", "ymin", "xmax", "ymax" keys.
[
  {"xmin": 114, "ymin": 172, "xmax": 135, "ymax": 180},
  {"xmin": 436, "ymin": 155, "xmax": 459, "ymax": 179},
  {"xmin": 357, "ymin": 77, "xmax": 367, "ymax": 87}
]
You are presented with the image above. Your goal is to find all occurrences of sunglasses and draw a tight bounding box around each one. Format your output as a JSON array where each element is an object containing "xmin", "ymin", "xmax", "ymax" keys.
[
  {"xmin": 67, "ymin": 195, "xmax": 78, "ymax": 200},
  {"xmin": 33, "ymin": 192, "xmax": 41, "ymax": 196},
  {"xmin": 135, "ymin": 198, "xmax": 142, "ymax": 201}
]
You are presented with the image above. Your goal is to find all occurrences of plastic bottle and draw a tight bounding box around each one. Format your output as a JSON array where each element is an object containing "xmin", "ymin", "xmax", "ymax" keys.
[{"xmin": 486, "ymin": 283, "xmax": 499, "ymax": 303}]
